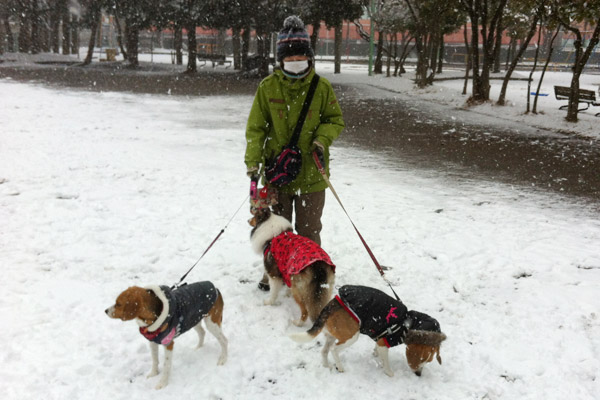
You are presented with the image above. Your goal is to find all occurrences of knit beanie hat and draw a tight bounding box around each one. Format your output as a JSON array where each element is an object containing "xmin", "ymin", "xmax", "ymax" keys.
[{"xmin": 276, "ymin": 16, "xmax": 314, "ymax": 62}]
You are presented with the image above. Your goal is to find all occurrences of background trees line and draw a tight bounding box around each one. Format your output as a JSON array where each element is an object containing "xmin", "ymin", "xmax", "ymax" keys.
[
  {"xmin": 0, "ymin": 0, "xmax": 81, "ymax": 55},
  {"xmin": 1, "ymin": 0, "xmax": 598, "ymax": 121}
]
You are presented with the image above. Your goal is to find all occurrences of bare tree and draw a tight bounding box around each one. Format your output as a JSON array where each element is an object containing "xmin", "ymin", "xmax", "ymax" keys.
[
  {"xmin": 460, "ymin": 0, "xmax": 509, "ymax": 102},
  {"xmin": 551, "ymin": 0, "xmax": 600, "ymax": 122},
  {"xmin": 497, "ymin": 0, "xmax": 547, "ymax": 106}
]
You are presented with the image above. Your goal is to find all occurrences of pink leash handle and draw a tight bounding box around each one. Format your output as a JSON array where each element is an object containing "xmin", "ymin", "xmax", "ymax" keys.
[{"xmin": 250, "ymin": 176, "xmax": 258, "ymax": 200}]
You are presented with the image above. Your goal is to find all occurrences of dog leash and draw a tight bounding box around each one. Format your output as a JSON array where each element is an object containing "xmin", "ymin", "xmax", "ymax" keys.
[
  {"xmin": 172, "ymin": 194, "xmax": 249, "ymax": 289},
  {"xmin": 312, "ymin": 151, "xmax": 401, "ymax": 301}
]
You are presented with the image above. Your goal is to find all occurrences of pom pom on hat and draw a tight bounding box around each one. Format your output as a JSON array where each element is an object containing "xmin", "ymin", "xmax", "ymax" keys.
[
  {"xmin": 277, "ymin": 15, "xmax": 314, "ymax": 62},
  {"xmin": 283, "ymin": 16, "xmax": 305, "ymax": 30}
]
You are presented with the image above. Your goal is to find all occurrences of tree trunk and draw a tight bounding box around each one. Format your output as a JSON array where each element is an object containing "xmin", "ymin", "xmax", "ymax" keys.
[
  {"xmin": 0, "ymin": 11, "xmax": 5, "ymax": 54},
  {"xmin": 463, "ymin": 22, "xmax": 471, "ymax": 95},
  {"xmin": 414, "ymin": 30, "xmax": 433, "ymax": 88},
  {"xmin": 71, "ymin": 16, "xmax": 79, "ymax": 55},
  {"xmin": 174, "ymin": 23, "xmax": 182, "ymax": 65},
  {"xmin": 493, "ymin": 15, "xmax": 503, "ymax": 73},
  {"xmin": 533, "ymin": 27, "xmax": 559, "ymax": 114},
  {"xmin": 386, "ymin": 33, "xmax": 392, "ymax": 77},
  {"xmin": 3, "ymin": 13, "xmax": 14, "ymax": 52},
  {"xmin": 505, "ymin": 36, "xmax": 515, "ymax": 69},
  {"xmin": 217, "ymin": 28, "xmax": 226, "ymax": 55},
  {"xmin": 526, "ymin": 25, "xmax": 543, "ymax": 113},
  {"xmin": 429, "ymin": 31, "xmax": 439, "ymax": 76},
  {"xmin": 393, "ymin": 34, "xmax": 399, "ymax": 76},
  {"xmin": 468, "ymin": 10, "xmax": 485, "ymax": 101},
  {"xmin": 437, "ymin": 32, "xmax": 444, "ymax": 74},
  {"xmin": 253, "ymin": 29, "xmax": 270, "ymax": 77},
  {"xmin": 334, "ymin": 23, "xmax": 342, "ymax": 74},
  {"xmin": 30, "ymin": 0, "xmax": 40, "ymax": 54},
  {"xmin": 186, "ymin": 23, "xmax": 196, "ymax": 73},
  {"xmin": 374, "ymin": 30, "xmax": 384, "ymax": 74},
  {"xmin": 241, "ymin": 28, "xmax": 250, "ymax": 70},
  {"xmin": 19, "ymin": 12, "xmax": 31, "ymax": 53},
  {"xmin": 564, "ymin": 24, "xmax": 600, "ymax": 122},
  {"xmin": 126, "ymin": 20, "xmax": 139, "ymax": 67},
  {"xmin": 259, "ymin": 32, "xmax": 270, "ymax": 77},
  {"xmin": 525, "ymin": 32, "xmax": 542, "ymax": 114},
  {"xmin": 51, "ymin": 16, "xmax": 59, "ymax": 53},
  {"xmin": 497, "ymin": 13, "xmax": 540, "ymax": 105},
  {"xmin": 310, "ymin": 20, "xmax": 320, "ymax": 53},
  {"xmin": 232, "ymin": 29, "xmax": 241, "ymax": 70},
  {"xmin": 51, "ymin": 1, "xmax": 63, "ymax": 53},
  {"xmin": 114, "ymin": 14, "xmax": 127, "ymax": 60},
  {"xmin": 83, "ymin": 7, "xmax": 100, "ymax": 65},
  {"xmin": 397, "ymin": 34, "xmax": 413, "ymax": 76},
  {"xmin": 62, "ymin": 9, "xmax": 70, "ymax": 55}
]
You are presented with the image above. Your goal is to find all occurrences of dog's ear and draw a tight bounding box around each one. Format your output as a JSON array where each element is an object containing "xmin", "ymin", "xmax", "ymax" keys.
[
  {"xmin": 404, "ymin": 330, "xmax": 447, "ymax": 347},
  {"xmin": 255, "ymin": 207, "xmax": 271, "ymax": 223},
  {"xmin": 248, "ymin": 207, "xmax": 272, "ymax": 227}
]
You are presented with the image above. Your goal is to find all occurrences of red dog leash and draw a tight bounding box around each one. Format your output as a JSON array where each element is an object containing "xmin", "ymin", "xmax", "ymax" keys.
[{"xmin": 312, "ymin": 151, "xmax": 400, "ymax": 300}]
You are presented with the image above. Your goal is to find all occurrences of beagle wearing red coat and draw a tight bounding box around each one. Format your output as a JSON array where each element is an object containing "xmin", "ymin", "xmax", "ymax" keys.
[{"xmin": 105, "ymin": 281, "xmax": 228, "ymax": 389}]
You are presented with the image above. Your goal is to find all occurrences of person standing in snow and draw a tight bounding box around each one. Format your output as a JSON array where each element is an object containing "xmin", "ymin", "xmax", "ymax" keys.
[{"xmin": 245, "ymin": 16, "xmax": 345, "ymax": 291}]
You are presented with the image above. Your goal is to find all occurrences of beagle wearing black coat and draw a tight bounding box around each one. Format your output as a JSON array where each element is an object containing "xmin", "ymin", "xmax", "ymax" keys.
[
  {"xmin": 291, "ymin": 285, "xmax": 446, "ymax": 377},
  {"xmin": 105, "ymin": 281, "xmax": 228, "ymax": 389}
]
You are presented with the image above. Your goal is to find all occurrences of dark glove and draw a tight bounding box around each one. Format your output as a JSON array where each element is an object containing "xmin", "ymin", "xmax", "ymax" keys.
[
  {"xmin": 246, "ymin": 165, "xmax": 259, "ymax": 178},
  {"xmin": 311, "ymin": 140, "xmax": 325, "ymax": 169}
]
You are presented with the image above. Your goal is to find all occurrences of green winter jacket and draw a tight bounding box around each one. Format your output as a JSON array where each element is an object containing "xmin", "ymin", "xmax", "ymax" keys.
[{"xmin": 245, "ymin": 68, "xmax": 344, "ymax": 194}]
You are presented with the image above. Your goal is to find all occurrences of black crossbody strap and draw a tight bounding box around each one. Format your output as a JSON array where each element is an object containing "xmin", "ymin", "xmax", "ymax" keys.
[{"xmin": 289, "ymin": 74, "xmax": 320, "ymax": 147}]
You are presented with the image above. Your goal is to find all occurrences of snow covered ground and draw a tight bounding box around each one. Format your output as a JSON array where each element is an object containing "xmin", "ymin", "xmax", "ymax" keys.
[{"xmin": 1, "ymin": 67, "xmax": 600, "ymax": 399}]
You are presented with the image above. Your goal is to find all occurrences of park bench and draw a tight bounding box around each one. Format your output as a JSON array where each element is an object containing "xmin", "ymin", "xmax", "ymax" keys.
[
  {"xmin": 244, "ymin": 54, "xmax": 276, "ymax": 71},
  {"xmin": 197, "ymin": 53, "xmax": 231, "ymax": 68},
  {"xmin": 554, "ymin": 85, "xmax": 600, "ymax": 116}
]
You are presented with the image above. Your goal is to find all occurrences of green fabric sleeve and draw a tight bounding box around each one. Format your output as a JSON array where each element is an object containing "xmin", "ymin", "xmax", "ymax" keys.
[
  {"xmin": 245, "ymin": 84, "xmax": 269, "ymax": 169},
  {"xmin": 314, "ymin": 83, "xmax": 344, "ymax": 148}
]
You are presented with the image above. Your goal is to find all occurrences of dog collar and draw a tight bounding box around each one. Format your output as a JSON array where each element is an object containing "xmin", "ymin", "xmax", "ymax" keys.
[{"xmin": 140, "ymin": 325, "xmax": 162, "ymax": 341}]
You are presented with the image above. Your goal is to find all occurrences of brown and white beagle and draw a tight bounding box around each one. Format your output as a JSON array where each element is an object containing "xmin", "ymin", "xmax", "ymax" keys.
[
  {"xmin": 105, "ymin": 281, "xmax": 228, "ymax": 389},
  {"xmin": 291, "ymin": 285, "xmax": 446, "ymax": 377}
]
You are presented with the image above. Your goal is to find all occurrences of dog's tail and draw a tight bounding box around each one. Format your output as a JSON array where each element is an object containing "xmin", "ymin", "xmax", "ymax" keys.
[
  {"xmin": 290, "ymin": 298, "xmax": 341, "ymax": 343},
  {"xmin": 306, "ymin": 262, "xmax": 334, "ymax": 322}
]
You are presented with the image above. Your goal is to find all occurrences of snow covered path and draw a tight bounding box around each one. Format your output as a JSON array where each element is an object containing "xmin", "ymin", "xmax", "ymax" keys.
[{"xmin": 1, "ymin": 79, "xmax": 599, "ymax": 399}]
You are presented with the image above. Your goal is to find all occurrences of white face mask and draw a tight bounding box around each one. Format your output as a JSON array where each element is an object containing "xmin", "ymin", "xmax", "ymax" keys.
[{"xmin": 283, "ymin": 60, "xmax": 309, "ymax": 75}]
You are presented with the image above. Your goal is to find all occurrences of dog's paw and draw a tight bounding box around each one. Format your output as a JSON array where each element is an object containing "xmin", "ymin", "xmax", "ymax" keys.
[
  {"xmin": 384, "ymin": 368, "xmax": 394, "ymax": 377},
  {"xmin": 147, "ymin": 369, "xmax": 159, "ymax": 379},
  {"xmin": 334, "ymin": 363, "xmax": 345, "ymax": 373},
  {"xmin": 217, "ymin": 354, "xmax": 227, "ymax": 366},
  {"xmin": 155, "ymin": 380, "xmax": 168, "ymax": 390},
  {"xmin": 291, "ymin": 318, "xmax": 305, "ymax": 327},
  {"xmin": 264, "ymin": 299, "xmax": 278, "ymax": 306}
]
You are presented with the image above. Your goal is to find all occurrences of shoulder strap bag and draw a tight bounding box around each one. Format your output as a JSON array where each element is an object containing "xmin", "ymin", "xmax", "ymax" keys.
[{"xmin": 265, "ymin": 74, "xmax": 321, "ymax": 187}]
